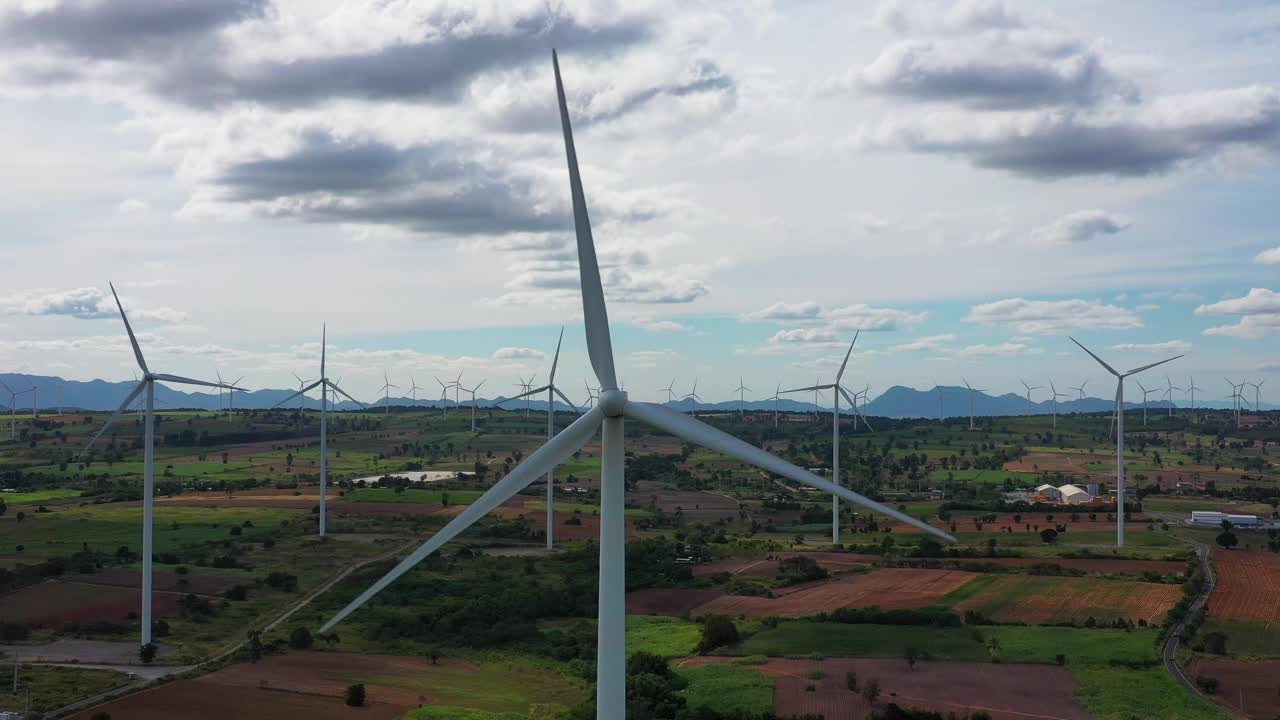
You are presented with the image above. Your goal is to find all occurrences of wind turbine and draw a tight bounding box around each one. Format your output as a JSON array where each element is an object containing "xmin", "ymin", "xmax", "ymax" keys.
[
  {"xmin": 1163, "ymin": 376, "xmax": 1183, "ymax": 418},
  {"xmin": 733, "ymin": 377, "xmax": 751, "ymax": 417},
  {"xmin": 1226, "ymin": 378, "xmax": 1244, "ymax": 429},
  {"xmin": 80, "ymin": 283, "xmax": 238, "ymax": 649},
  {"xmin": 768, "ymin": 383, "xmax": 782, "ymax": 428},
  {"xmin": 1070, "ymin": 380, "xmax": 1088, "ymax": 400},
  {"xmin": 930, "ymin": 380, "xmax": 954, "ymax": 421},
  {"xmin": 682, "ymin": 379, "xmax": 702, "ymax": 414},
  {"xmin": 408, "ymin": 376, "xmax": 423, "ymax": 405},
  {"xmin": 292, "ymin": 373, "xmax": 315, "ymax": 411},
  {"xmin": 379, "ymin": 371, "xmax": 399, "ymax": 415},
  {"xmin": 1070, "ymin": 337, "xmax": 1181, "ymax": 547},
  {"xmin": 498, "ymin": 328, "xmax": 581, "ymax": 550},
  {"xmin": 317, "ymin": 55, "xmax": 954, "ymax": 720},
  {"xmin": 1046, "ymin": 381, "xmax": 1070, "ymax": 429},
  {"xmin": 852, "ymin": 385, "xmax": 874, "ymax": 431},
  {"xmin": 435, "ymin": 376, "xmax": 454, "ymax": 416},
  {"xmin": 583, "ymin": 380, "xmax": 600, "ymax": 409},
  {"xmin": 1134, "ymin": 380, "xmax": 1159, "ymax": 426},
  {"xmin": 1187, "ymin": 377, "xmax": 1201, "ymax": 420},
  {"xmin": 463, "ymin": 379, "xmax": 487, "ymax": 431},
  {"xmin": 0, "ymin": 382, "xmax": 29, "ymax": 438},
  {"xmin": 271, "ymin": 326, "xmax": 365, "ymax": 537},
  {"xmin": 514, "ymin": 376, "xmax": 536, "ymax": 418},
  {"xmin": 1020, "ymin": 379, "xmax": 1043, "ymax": 416},
  {"xmin": 1247, "ymin": 379, "xmax": 1265, "ymax": 414},
  {"xmin": 961, "ymin": 377, "xmax": 987, "ymax": 431},
  {"xmin": 780, "ymin": 333, "xmax": 861, "ymax": 545},
  {"xmin": 660, "ymin": 378, "xmax": 677, "ymax": 404}
]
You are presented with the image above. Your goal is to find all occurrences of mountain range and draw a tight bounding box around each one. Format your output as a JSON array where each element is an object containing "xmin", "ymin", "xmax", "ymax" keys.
[{"xmin": 0, "ymin": 373, "xmax": 1261, "ymax": 419}]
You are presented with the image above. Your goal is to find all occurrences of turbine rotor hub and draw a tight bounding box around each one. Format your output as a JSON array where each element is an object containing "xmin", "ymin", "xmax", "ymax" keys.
[{"xmin": 599, "ymin": 389, "xmax": 627, "ymax": 417}]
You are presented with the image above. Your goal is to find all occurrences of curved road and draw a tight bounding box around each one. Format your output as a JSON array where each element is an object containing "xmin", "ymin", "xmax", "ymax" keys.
[{"xmin": 1161, "ymin": 540, "xmax": 1233, "ymax": 717}]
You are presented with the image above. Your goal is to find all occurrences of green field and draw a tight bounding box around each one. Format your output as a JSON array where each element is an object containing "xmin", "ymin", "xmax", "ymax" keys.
[
  {"xmin": 368, "ymin": 655, "xmax": 587, "ymax": 716},
  {"xmin": 1, "ymin": 665, "xmax": 132, "ymax": 714},
  {"xmin": 626, "ymin": 615, "xmax": 702, "ymax": 658},
  {"xmin": 676, "ymin": 663, "xmax": 773, "ymax": 716},
  {"xmin": 951, "ymin": 574, "xmax": 1178, "ymax": 626},
  {"xmin": 1072, "ymin": 665, "xmax": 1227, "ymax": 720},
  {"xmin": 0, "ymin": 488, "xmax": 83, "ymax": 505},
  {"xmin": 1195, "ymin": 618, "xmax": 1280, "ymax": 659}
]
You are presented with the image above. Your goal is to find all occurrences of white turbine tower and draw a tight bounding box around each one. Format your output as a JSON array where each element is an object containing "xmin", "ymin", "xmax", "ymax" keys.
[
  {"xmin": 930, "ymin": 380, "xmax": 955, "ymax": 422},
  {"xmin": 292, "ymin": 373, "xmax": 315, "ymax": 411},
  {"xmin": 961, "ymin": 378, "xmax": 987, "ymax": 431},
  {"xmin": 1047, "ymin": 381, "xmax": 1070, "ymax": 430},
  {"xmin": 80, "ymin": 283, "xmax": 239, "ymax": 649},
  {"xmin": 1070, "ymin": 380, "xmax": 1088, "ymax": 400},
  {"xmin": 781, "ymin": 334, "xmax": 861, "ymax": 545},
  {"xmin": 317, "ymin": 55, "xmax": 954, "ymax": 720},
  {"xmin": 660, "ymin": 378, "xmax": 677, "ymax": 404},
  {"xmin": 514, "ymin": 376, "xmax": 536, "ymax": 417},
  {"xmin": 1020, "ymin": 379, "xmax": 1043, "ymax": 416},
  {"xmin": 1187, "ymin": 377, "xmax": 1202, "ymax": 419},
  {"xmin": 435, "ymin": 376, "xmax": 455, "ymax": 416},
  {"xmin": 271, "ymin": 327, "xmax": 365, "ymax": 537},
  {"xmin": 852, "ymin": 385, "xmax": 874, "ymax": 431},
  {"xmin": 734, "ymin": 377, "xmax": 751, "ymax": 417},
  {"xmin": 408, "ymin": 376, "xmax": 423, "ymax": 405},
  {"xmin": 1070, "ymin": 338, "xmax": 1181, "ymax": 547},
  {"xmin": 583, "ymin": 380, "xmax": 600, "ymax": 409},
  {"xmin": 1226, "ymin": 378, "xmax": 1245, "ymax": 429},
  {"xmin": 1247, "ymin": 379, "xmax": 1265, "ymax": 414},
  {"xmin": 1134, "ymin": 380, "xmax": 1159, "ymax": 426},
  {"xmin": 768, "ymin": 383, "xmax": 782, "ymax": 428},
  {"xmin": 464, "ymin": 379, "xmax": 487, "ymax": 432},
  {"xmin": 1164, "ymin": 376, "xmax": 1183, "ymax": 418},
  {"xmin": 379, "ymin": 371, "xmax": 399, "ymax": 415},
  {"xmin": 683, "ymin": 379, "xmax": 702, "ymax": 414},
  {"xmin": 498, "ymin": 328, "xmax": 582, "ymax": 550}
]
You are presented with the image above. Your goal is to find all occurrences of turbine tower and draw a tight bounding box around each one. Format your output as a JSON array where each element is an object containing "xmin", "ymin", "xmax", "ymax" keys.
[
  {"xmin": 733, "ymin": 377, "xmax": 751, "ymax": 417},
  {"xmin": 0, "ymin": 382, "xmax": 30, "ymax": 438},
  {"xmin": 498, "ymin": 328, "xmax": 581, "ymax": 550},
  {"xmin": 464, "ymin": 379, "xmax": 487, "ymax": 431},
  {"xmin": 1070, "ymin": 380, "xmax": 1088, "ymax": 400},
  {"xmin": 81, "ymin": 283, "xmax": 238, "ymax": 650},
  {"xmin": 435, "ymin": 376, "xmax": 455, "ymax": 416},
  {"xmin": 271, "ymin": 327, "xmax": 365, "ymax": 537},
  {"xmin": 1048, "ymin": 381, "xmax": 1070, "ymax": 430},
  {"xmin": 1247, "ymin": 379, "xmax": 1265, "ymax": 414},
  {"xmin": 1226, "ymin": 378, "xmax": 1244, "ymax": 429},
  {"xmin": 583, "ymin": 380, "xmax": 600, "ymax": 409},
  {"xmin": 1070, "ymin": 338, "xmax": 1181, "ymax": 547},
  {"xmin": 682, "ymin": 379, "xmax": 702, "ymax": 414},
  {"xmin": 292, "ymin": 373, "xmax": 315, "ymax": 411},
  {"xmin": 961, "ymin": 378, "xmax": 987, "ymax": 431},
  {"xmin": 1134, "ymin": 380, "xmax": 1159, "ymax": 426},
  {"xmin": 1187, "ymin": 377, "xmax": 1201, "ymax": 420},
  {"xmin": 1020, "ymin": 379, "xmax": 1043, "ymax": 416},
  {"xmin": 317, "ymin": 55, "xmax": 954, "ymax": 720},
  {"xmin": 660, "ymin": 378, "xmax": 677, "ymax": 404},
  {"xmin": 781, "ymin": 334, "xmax": 862, "ymax": 545},
  {"xmin": 1164, "ymin": 376, "xmax": 1183, "ymax": 418},
  {"xmin": 408, "ymin": 376, "xmax": 423, "ymax": 404},
  {"xmin": 768, "ymin": 383, "xmax": 782, "ymax": 428},
  {"xmin": 514, "ymin": 376, "xmax": 536, "ymax": 417},
  {"xmin": 379, "ymin": 371, "xmax": 399, "ymax": 415}
]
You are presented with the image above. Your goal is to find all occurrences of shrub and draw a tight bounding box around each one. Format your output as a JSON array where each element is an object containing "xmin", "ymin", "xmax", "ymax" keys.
[
  {"xmin": 289, "ymin": 627, "xmax": 314, "ymax": 649},
  {"xmin": 139, "ymin": 642, "xmax": 157, "ymax": 663},
  {"xmin": 1195, "ymin": 675, "xmax": 1218, "ymax": 694},
  {"xmin": 345, "ymin": 683, "xmax": 366, "ymax": 707},
  {"xmin": 846, "ymin": 670, "xmax": 857, "ymax": 691},
  {"xmin": 698, "ymin": 615, "xmax": 740, "ymax": 653}
]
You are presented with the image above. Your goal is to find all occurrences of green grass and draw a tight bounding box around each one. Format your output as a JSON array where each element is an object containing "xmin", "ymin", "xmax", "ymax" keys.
[
  {"xmin": 676, "ymin": 663, "xmax": 773, "ymax": 716},
  {"xmin": 987, "ymin": 626, "xmax": 1162, "ymax": 665},
  {"xmin": 627, "ymin": 616, "xmax": 702, "ymax": 658},
  {"xmin": 1142, "ymin": 497, "xmax": 1275, "ymax": 516},
  {"xmin": 344, "ymin": 488, "xmax": 483, "ymax": 505},
  {"xmin": 364, "ymin": 654, "xmax": 586, "ymax": 715},
  {"xmin": 525, "ymin": 500, "xmax": 653, "ymax": 518},
  {"xmin": 401, "ymin": 707, "xmax": 521, "ymax": 719},
  {"xmin": 0, "ymin": 488, "xmax": 83, "ymax": 504},
  {"xmin": 1195, "ymin": 618, "xmax": 1280, "ymax": 658},
  {"xmin": 1071, "ymin": 665, "xmax": 1227, "ymax": 720},
  {"xmin": 0, "ymin": 665, "xmax": 133, "ymax": 713},
  {"xmin": 927, "ymin": 468, "xmax": 1041, "ymax": 486},
  {"xmin": 938, "ymin": 573, "xmax": 998, "ymax": 605}
]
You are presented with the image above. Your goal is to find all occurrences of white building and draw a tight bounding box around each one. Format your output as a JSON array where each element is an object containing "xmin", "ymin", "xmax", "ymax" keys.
[
  {"xmin": 1035, "ymin": 484, "xmax": 1060, "ymax": 501},
  {"xmin": 1057, "ymin": 484, "xmax": 1092, "ymax": 505},
  {"xmin": 1191, "ymin": 511, "xmax": 1260, "ymax": 527}
]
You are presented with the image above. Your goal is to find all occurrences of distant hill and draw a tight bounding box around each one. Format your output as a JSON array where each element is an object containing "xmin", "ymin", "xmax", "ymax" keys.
[{"xmin": 0, "ymin": 372, "xmax": 1257, "ymax": 417}]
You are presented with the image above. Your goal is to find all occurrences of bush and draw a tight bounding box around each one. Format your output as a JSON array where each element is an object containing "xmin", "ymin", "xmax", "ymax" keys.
[
  {"xmin": 289, "ymin": 627, "xmax": 314, "ymax": 649},
  {"xmin": 224, "ymin": 585, "xmax": 249, "ymax": 601},
  {"xmin": 1195, "ymin": 675, "xmax": 1218, "ymax": 694},
  {"xmin": 139, "ymin": 642, "xmax": 157, "ymax": 663},
  {"xmin": 345, "ymin": 683, "xmax": 366, "ymax": 707},
  {"xmin": 698, "ymin": 615, "xmax": 740, "ymax": 654},
  {"xmin": 846, "ymin": 670, "xmax": 857, "ymax": 691}
]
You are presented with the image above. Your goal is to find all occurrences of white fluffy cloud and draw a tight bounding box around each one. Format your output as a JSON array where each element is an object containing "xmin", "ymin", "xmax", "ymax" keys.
[
  {"xmin": 1, "ymin": 287, "xmax": 186, "ymax": 323},
  {"xmin": 1107, "ymin": 340, "xmax": 1192, "ymax": 354},
  {"xmin": 492, "ymin": 347, "xmax": 545, "ymax": 360},
  {"xmin": 1195, "ymin": 288, "xmax": 1280, "ymax": 339},
  {"xmin": 1253, "ymin": 247, "xmax": 1280, "ymax": 265},
  {"xmin": 890, "ymin": 333, "xmax": 956, "ymax": 352},
  {"xmin": 965, "ymin": 297, "xmax": 1141, "ymax": 334},
  {"xmin": 956, "ymin": 342, "xmax": 1042, "ymax": 357},
  {"xmin": 746, "ymin": 301, "xmax": 925, "ymax": 331},
  {"xmin": 1029, "ymin": 210, "xmax": 1131, "ymax": 245}
]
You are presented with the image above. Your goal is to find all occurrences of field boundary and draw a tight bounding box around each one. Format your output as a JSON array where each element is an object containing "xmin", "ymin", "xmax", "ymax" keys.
[{"xmin": 1161, "ymin": 540, "xmax": 1240, "ymax": 719}]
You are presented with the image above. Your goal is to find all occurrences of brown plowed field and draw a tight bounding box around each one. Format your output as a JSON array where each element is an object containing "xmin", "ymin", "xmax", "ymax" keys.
[
  {"xmin": 937, "ymin": 556, "xmax": 1186, "ymax": 576},
  {"xmin": 883, "ymin": 512, "xmax": 1150, "ymax": 535},
  {"xmin": 1187, "ymin": 657, "xmax": 1280, "ymax": 720},
  {"xmin": 683, "ymin": 657, "xmax": 1091, "ymax": 720},
  {"xmin": 627, "ymin": 588, "xmax": 725, "ymax": 615},
  {"xmin": 0, "ymin": 581, "xmax": 185, "ymax": 627},
  {"xmin": 953, "ymin": 575, "xmax": 1182, "ymax": 625},
  {"xmin": 493, "ymin": 506, "xmax": 636, "ymax": 541},
  {"xmin": 690, "ymin": 568, "xmax": 976, "ymax": 618},
  {"xmin": 627, "ymin": 483, "xmax": 740, "ymax": 522},
  {"xmin": 76, "ymin": 567, "xmax": 246, "ymax": 595},
  {"xmin": 1210, "ymin": 550, "xmax": 1280, "ymax": 622},
  {"xmin": 693, "ymin": 552, "xmax": 880, "ymax": 578}
]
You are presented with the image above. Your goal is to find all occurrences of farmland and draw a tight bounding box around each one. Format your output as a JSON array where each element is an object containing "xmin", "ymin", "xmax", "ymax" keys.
[
  {"xmin": 689, "ymin": 568, "xmax": 978, "ymax": 618},
  {"xmin": 1208, "ymin": 550, "xmax": 1280, "ymax": 622},
  {"xmin": 951, "ymin": 574, "xmax": 1184, "ymax": 625}
]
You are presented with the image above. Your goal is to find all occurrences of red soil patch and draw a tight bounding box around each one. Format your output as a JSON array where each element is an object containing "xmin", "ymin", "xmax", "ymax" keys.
[
  {"xmin": 0, "ymin": 581, "xmax": 184, "ymax": 627},
  {"xmin": 1003, "ymin": 451, "xmax": 1112, "ymax": 474},
  {"xmin": 75, "ymin": 567, "xmax": 246, "ymax": 595},
  {"xmin": 883, "ymin": 511, "xmax": 1152, "ymax": 535},
  {"xmin": 953, "ymin": 575, "xmax": 1182, "ymax": 626},
  {"xmin": 938, "ymin": 556, "xmax": 1186, "ymax": 577},
  {"xmin": 684, "ymin": 656, "xmax": 1091, "ymax": 720},
  {"xmin": 693, "ymin": 552, "xmax": 880, "ymax": 578},
  {"xmin": 1187, "ymin": 657, "xmax": 1280, "ymax": 720},
  {"xmin": 1210, "ymin": 550, "xmax": 1280, "ymax": 622},
  {"xmin": 626, "ymin": 588, "xmax": 724, "ymax": 615},
  {"xmin": 691, "ymin": 568, "xmax": 977, "ymax": 618}
]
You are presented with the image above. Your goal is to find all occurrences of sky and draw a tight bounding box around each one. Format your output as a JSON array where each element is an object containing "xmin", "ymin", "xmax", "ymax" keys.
[{"xmin": 1, "ymin": 0, "xmax": 1278, "ymax": 407}]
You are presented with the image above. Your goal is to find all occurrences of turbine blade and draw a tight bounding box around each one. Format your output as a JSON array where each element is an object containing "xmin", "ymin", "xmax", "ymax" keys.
[
  {"xmin": 780, "ymin": 384, "xmax": 833, "ymax": 394},
  {"xmin": 321, "ymin": 324, "xmax": 326, "ymax": 379},
  {"xmin": 498, "ymin": 385, "xmax": 552, "ymax": 404},
  {"xmin": 627, "ymin": 402, "xmax": 951, "ymax": 540},
  {"xmin": 836, "ymin": 332, "xmax": 859, "ymax": 382},
  {"xmin": 319, "ymin": 406, "xmax": 605, "ymax": 632},
  {"xmin": 108, "ymin": 282, "xmax": 149, "ymax": 374},
  {"xmin": 837, "ymin": 385, "xmax": 860, "ymax": 411},
  {"xmin": 151, "ymin": 373, "xmax": 232, "ymax": 390},
  {"xmin": 81, "ymin": 382, "xmax": 146, "ymax": 457},
  {"xmin": 1123, "ymin": 355, "xmax": 1183, "ymax": 377},
  {"xmin": 549, "ymin": 326, "xmax": 565, "ymax": 383},
  {"xmin": 553, "ymin": 51, "xmax": 616, "ymax": 390},
  {"xmin": 327, "ymin": 380, "xmax": 366, "ymax": 408},
  {"xmin": 1068, "ymin": 337, "xmax": 1119, "ymax": 376},
  {"xmin": 271, "ymin": 380, "xmax": 324, "ymax": 409},
  {"xmin": 553, "ymin": 386, "xmax": 583, "ymax": 414}
]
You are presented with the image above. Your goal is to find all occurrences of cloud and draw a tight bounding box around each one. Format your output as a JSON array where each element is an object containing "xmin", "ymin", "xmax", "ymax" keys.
[
  {"xmin": 1136, "ymin": 304, "xmax": 1160, "ymax": 312},
  {"xmin": 117, "ymin": 198, "xmax": 149, "ymax": 213},
  {"xmin": 746, "ymin": 301, "xmax": 925, "ymax": 331},
  {"xmin": 966, "ymin": 297, "xmax": 1141, "ymax": 334},
  {"xmin": 889, "ymin": 333, "xmax": 956, "ymax": 352},
  {"xmin": 1141, "ymin": 289, "xmax": 1203, "ymax": 303},
  {"xmin": 1107, "ymin": 340, "xmax": 1192, "ymax": 354},
  {"xmin": 768, "ymin": 328, "xmax": 840, "ymax": 345},
  {"xmin": 1029, "ymin": 210, "xmax": 1131, "ymax": 244},
  {"xmin": 1195, "ymin": 288, "xmax": 1280, "ymax": 339},
  {"xmin": 629, "ymin": 349, "xmax": 676, "ymax": 368},
  {"xmin": 745, "ymin": 301, "xmax": 824, "ymax": 323},
  {"xmin": 492, "ymin": 347, "xmax": 545, "ymax": 360},
  {"xmin": 1253, "ymin": 247, "xmax": 1280, "ymax": 265},
  {"xmin": 956, "ymin": 342, "xmax": 1042, "ymax": 357},
  {"xmin": 856, "ymin": 85, "xmax": 1280, "ymax": 179},
  {"xmin": 0, "ymin": 287, "xmax": 186, "ymax": 323},
  {"xmin": 630, "ymin": 317, "xmax": 691, "ymax": 333}
]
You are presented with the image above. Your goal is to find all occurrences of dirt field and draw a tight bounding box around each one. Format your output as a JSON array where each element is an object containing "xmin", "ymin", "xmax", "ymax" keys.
[
  {"xmin": 0, "ymin": 581, "xmax": 185, "ymax": 627},
  {"xmin": 689, "ymin": 569, "xmax": 976, "ymax": 618},
  {"xmin": 683, "ymin": 657, "xmax": 1091, "ymax": 720},
  {"xmin": 953, "ymin": 575, "xmax": 1182, "ymax": 625},
  {"xmin": 1187, "ymin": 657, "xmax": 1280, "ymax": 720},
  {"xmin": 1210, "ymin": 550, "xmax": 1280, "ymax": 622},
  {"xmin": 627, "ymin": 588, "xmax": 725, "ymax": 615},
  {"xmin": 884, "ymin": 511, "xmax": 1151, "ymax": 535},
  {"xmin": 77, "ymin": 567, "xmax": 246, "ymax": 595},
  {"xmin": 693, "ymin": 552, "xmax": 880, "ymax": 578},
  {"xmin": 937, "ymin": 556, "xmax": 1186, "ymax": 577},
  {"xmin": 628, "ymin": 482, "xmax": 740, "ymax": 522}
]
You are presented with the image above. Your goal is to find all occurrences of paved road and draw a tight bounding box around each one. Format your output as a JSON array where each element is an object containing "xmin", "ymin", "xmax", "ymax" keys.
[{"xmin": 1161, "ymin": 540, "xmax": 1234, "ymax": 717}]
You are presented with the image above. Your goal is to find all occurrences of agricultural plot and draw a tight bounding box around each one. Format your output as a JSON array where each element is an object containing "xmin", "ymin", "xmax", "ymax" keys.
[
  {"xmin": 0, "ymin": 580, "xmax": 186, "ymax": 627},
  {"xmin": 693, "ymin": 551, "xmax": 880, "ymax": 578},
  {"xmin": 937, "ymin": 556, "xmax": 1187, "ymax": 577},
  {"xmin": 691, "ymin": 568, "xmax": 976, "ymax": 618},
  {"xmin": 1, "ymin": 665, "xmax": 133, "ymax": 715},
  {"xmin": 951, "ymin": 574, "xmax": 1182, "ymax": 625},
  {"xmin": 1187, "ymin": 657, "xmax": 1280, "ymax": 720},
  {"xmin": 1209, "ymin": 550, "xmax": 1280, "ymax": 622}
]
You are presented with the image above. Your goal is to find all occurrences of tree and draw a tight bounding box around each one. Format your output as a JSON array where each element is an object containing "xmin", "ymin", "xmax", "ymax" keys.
[
  {"xmin": 289, "ymin": 627, "xmax": 313, "ymax": 649},
  {"xmin": 986, "ymin": 637, "xmax": 1001, "ymax": 660},
  {"xmin": 845, "ymin": 671, "xmax": 857, "ymax": 692},
  {"xmin": 139, "ymin": 642, "xmax": 157, "ymax": 663},
  {"xmin": 1039, "ymin": 528, "xmax": 1058, "ymax": 544},
  {"xmin": 1216, "ymin": 529, "xmax": 1238, "ymax": 550},
  {"xmin": 698, "ymin": 615, "xmax": 739, "ymax": 653},
  {"xmin": 0, "ymin": 498, "xmax": 6, "ymax": 516},
  {"xmin": 345, "ymin": 683, "xmax": 366, "ymax": 707},
  {"xmin": 16, "ymin": 511, "xmax": 24, "ymax": 523},
  {"xmin": 862, "ymin": 677, "xmax": 880, "ymax": 704}
]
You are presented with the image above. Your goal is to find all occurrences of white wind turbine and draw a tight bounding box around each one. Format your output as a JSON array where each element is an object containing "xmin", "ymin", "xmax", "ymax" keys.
[
  {"xmin": 1134, "ymin": 380, "xmax": 1159, "ymax": 426},
  {"xmin": 463, "ymin": 379, "xmax": 487, "ymax": 432},
  {"xmin": 80, "ymin": 283, "xmax": 239, "ymax": 649},
  {"xmin": 781, "ymin": 334, "xmax": 861, "ymax": 545},
  {"xmin": 498, "ymin": 328, "xmax": 581, "ymax": 550},
  {"xmin": 768, "ymin": 383, "xmax": 782, "ymax": 428},
  {"xmin": 1070, "ymin": 380, "xmax": 1088, "ymax": 400},
  {"xmin": 961, "ymin": 377, "xmax": 987, "ymax": 431},
  {"xmin": 1247, "ymin": 379, "xmax": 1265, "ymax": 414},
  {"xmin": 1070, "ymin": 338, "xmax": 1182, "ymax": 547},
  {"xmin": 379, "ymin": 371, "xmax": 399, "ymax": 415},
  {"xmin": 660, "ymin": 378, "xmax": 677, "ymax": 404},
  {"xmin": 1163, "ymin": 376, "xmax": 1183, "ymax": 418},
  {"xmin": 435, "ymin": 376, "xmax": 455, "ymax": 416},
  {"xmin": 1048, "ymin": 381, "xmax": 1070, "ymax": 429},
  {"xmin": 682, "ymin": 379, "xmax": 702, "ymax": 414},
  {"xmin": 583, "ymin": 380, "xmax": 600, "ymax": 409},
  {"xmin": 1020, "ymin": 379, "xmax": 1043, "ymax": 416},
  {"xmin": 1226, "ymin": 378, "xmax": 1244, "ymax": 429},
  {"xmin": 408, "ymin": 376, "xmax": 424, "ymax": 405},
  {"xmin": 514, "ymin": 376, "xmax": 536, "ymax": 418},
  {"xmin": 292, "ymin": 373, "xmax": 315, "ymax": 411},
  {"xmin": 733, "ymin": 377, "xmax": 751, "ymax": 417},
  {"xmin": 272, "ymin": 326, "xmax": 365, "ymax": 537},
  {"xmin": 1187, "ymin": 377, "xmax": 1202, "ymax": 421},
  {"xmin": 0, "ymin": 382, "xmax": 31, "ymax": 438},
  {"xmin": 930, "ymin": 379, "xmax": 954, "ymax": 421},
  {"xmin": 317, "ymin": 54, "xmax": 955, "ymax": 720},
  {"xmin": 852, "ymin": 385, "xmax": 874, "ymax": 431}
]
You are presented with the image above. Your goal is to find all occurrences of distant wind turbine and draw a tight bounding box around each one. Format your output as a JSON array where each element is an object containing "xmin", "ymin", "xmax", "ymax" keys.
[
  {"xmin": 1020, "ymin": 379, "xmax": 1043, "ymax": 416},
  {"xmin": 1134, "ymin": 380, "xmax": 1159, "ymax": 426},
  {"xmin": 1048, "ymin": 380, "xmax": 1070, "ymax": 429},
  {"xmin": 768, "ymin": 383, "xmax": 782, "ymax": 428},
  {"xmin": 1187, "ymin": 377, "xmax": 1201, "ymax": 419},
  {"xmin": 660, "ymin": 378, "xmax": 677, "ymax": 404},
  {"xmin": 464, "ymin": 379, "xmax": 487, "ymax": 431},
  {"xmin": 583, "ymin": 380, "xmax": 600, "ymax": 409},
  {"xmin": 1070, "ymin": 380, "xmax": 1088, "ymax": 400},
  {"xmin": 292, "ymin": 373, "xmax": 315, "ymax": 411},
  {"xmin": 316, "ymin": 58, "xmax": 953, "ymax": 720},
  {"xmin": 733, "ymin": 377, "xmax": 751, "ymax": 417},
  {"xmin": 961, "ymin": 377, "xmax": 987, "ymax": 431},
  {"xmin": 1070, "ymin": 337, "xmax": 1181, "ymax": 547},
  {"xmin": 515, "ymin": 376, "xmax": 536, "ymax": 418},
  {"xmin": 1247, "ymin": 379, "xmax": 1265, "ymax": 414},
  {"xmin": 379, "ymin": 371, "xmax": 399, "ymax": 415},
  {"xmin": 682, "ymin": 379, "xmax": 702, "ymax": 414},
  {"xmin": 435, "ymin": 376, "xmax": 454, "ymax": 416},
  {"xmin": 1164, "ymin": 376, "xmax": 1183, "ymax": 418},
  {"xmin": 408, "ymin": 376, "xmax": 423, "ymax": 404},
  {"xmin": 0, "ymin": 382, "xmax": 30, "ymax": 438}
]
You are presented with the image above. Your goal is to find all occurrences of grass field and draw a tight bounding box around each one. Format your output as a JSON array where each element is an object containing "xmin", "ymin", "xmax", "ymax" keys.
[
  {"xmin": 952, "ymin": 574, "xmax": 1182, "ymax": 625},
  {"xmin": 0, "ymin": 665, "xmax": 132, "ymax": 714},
  {"xmin": 1071, "ymin": 665, "xmax": 1227, "ymax": 720},
  {"xmin": 0, "ymin": 488, "xmax": 83, "ymax": 504},
  {"xmin": 676, "ymin": 663, "xmax": 773, "ymax": 716},
  {"xmin": 1195, "ymin": 618, "xmax": 1280, "ymax": 658},
  {"xmin": 344, "ymin": 488, "xmax": 483, "ymax": 505},
  {"xmin": 626, "ymin": 615, "xmax": 702, "ymax": 658}
]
